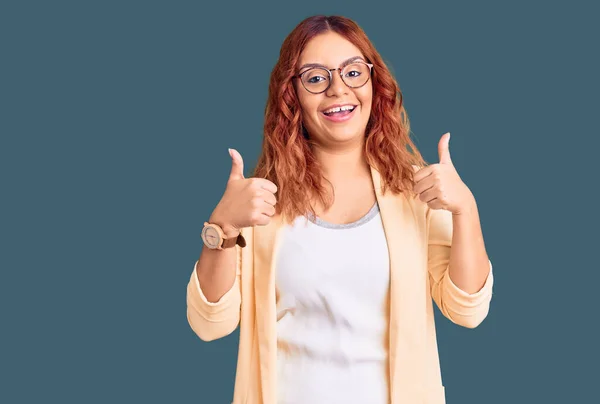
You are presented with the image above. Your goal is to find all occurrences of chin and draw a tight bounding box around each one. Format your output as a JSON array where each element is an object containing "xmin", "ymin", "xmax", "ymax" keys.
[
  {"xmin": 306, "ymin": 119, "xmax": 368, "ymax": 144},
  {"xmin": 327, "ymin": 127, "xmax": 365, "ymax": 142}
]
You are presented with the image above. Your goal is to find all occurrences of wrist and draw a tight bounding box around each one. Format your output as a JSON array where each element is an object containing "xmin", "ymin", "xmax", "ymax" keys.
[{"xmin": 208, "ymin": 212, "xmax": 239, "ymax": 238}]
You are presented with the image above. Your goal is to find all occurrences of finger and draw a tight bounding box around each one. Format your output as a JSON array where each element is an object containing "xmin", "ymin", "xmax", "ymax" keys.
[
  {"xmin": 438, "ymin": 132, "xmax": 452, "ymax": 165},
  {"xmin": 413, "ymin": 168, "xmax": 436, "ymax": 188},
  {"xmin": 252, "ymin": 178, "xmax": 278, "ymax": 194},
  {"xmin": 261, "ymin": 191, "xmax": 277, "ymax": 207},
  {"xmin": 413, "ymin": 177, "xmax": 435, "ymax": 196},
  {"xmin": 261, "ymin": 202, "xmax": 276, "ymax": 217},
  {"xmin": 255, "ymin": 213, "xmax": 272, "ymax": 226},
  {"xmin": 419, "ymin": 187, "xmax": 438, "ymax": 204},
  {"xmin": 228, "ymin": 148, "xmax": 245, "ymax": 181},
  {"xmin": 413, "ymin": 165, "xmax": 435, "ymax": 183},
  {"xmin": 427, "ymin": 198, "xmax": 445, "ymax": 210}
]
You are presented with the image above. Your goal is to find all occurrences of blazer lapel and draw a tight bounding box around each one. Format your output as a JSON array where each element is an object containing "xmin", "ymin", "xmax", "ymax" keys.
[
  {"xmin": 253, "ymin": 213, "xmax": 284, "ymax": 404},
  {"xmin": 371, "ymin": 166, "xmax": 427, "ymax": 402}
]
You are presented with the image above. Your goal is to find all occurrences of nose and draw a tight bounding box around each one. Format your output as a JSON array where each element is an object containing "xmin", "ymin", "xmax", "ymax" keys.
[{"xmin": 325, "ymin": 68, "xmax": 348, "ymax": 97}]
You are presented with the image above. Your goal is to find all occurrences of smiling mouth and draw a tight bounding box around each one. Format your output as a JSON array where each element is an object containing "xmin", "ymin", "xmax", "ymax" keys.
[{"xmin": 322, "ymin": 105, "xmax": 357, "ymax": 117}]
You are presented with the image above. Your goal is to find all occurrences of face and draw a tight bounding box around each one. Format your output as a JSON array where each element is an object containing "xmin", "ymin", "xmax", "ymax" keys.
[{"xmin": 295, "ymin": 31, "xmax": 373, "ymax": 149}]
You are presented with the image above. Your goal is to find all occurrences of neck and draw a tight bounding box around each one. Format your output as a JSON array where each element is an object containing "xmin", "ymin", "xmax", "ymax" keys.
[{"xmin": 311, "ymin": 137, "xmax": 370, "ymax": 185}]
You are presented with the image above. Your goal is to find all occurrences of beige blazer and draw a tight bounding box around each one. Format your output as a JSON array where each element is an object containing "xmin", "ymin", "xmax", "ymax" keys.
[{"xmin": 187, "ymin": 165, "xmax": 494, "ymax": 404}]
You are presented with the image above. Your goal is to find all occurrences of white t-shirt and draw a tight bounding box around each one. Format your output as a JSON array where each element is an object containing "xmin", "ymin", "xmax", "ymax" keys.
[{"xmin": 275, "ymin": 202, "xmax": 391, "ymax": 404}]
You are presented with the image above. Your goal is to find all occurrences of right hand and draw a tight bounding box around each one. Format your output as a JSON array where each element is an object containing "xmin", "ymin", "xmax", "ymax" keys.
[{"xmin": 209, "ymin": 148, "xmax": 278, "ymax": 235}]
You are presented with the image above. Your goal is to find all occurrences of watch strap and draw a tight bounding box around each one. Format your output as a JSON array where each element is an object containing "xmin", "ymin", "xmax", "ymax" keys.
[{"xmin": 222, "ymin": 232, "xmax": 247, "ymax": 248}]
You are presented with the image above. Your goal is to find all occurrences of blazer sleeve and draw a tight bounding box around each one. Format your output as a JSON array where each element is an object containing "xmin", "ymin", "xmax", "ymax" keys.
[
  {"xmin": 426, "ymin": 206, "xmax": 494, "ymax": 328},
  {"xmin": 186, "ymin": 228, "xmax": 245, "ymax": 341}
]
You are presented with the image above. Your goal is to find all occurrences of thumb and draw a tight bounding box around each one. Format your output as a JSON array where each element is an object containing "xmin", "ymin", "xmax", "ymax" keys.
[
  {"xmin": 438, "ymin": 132, "xmax": 452, "ymax": 165},
  {"xmin": 228, "ymin": 148, "xmax": 245, "ymax": 180}
]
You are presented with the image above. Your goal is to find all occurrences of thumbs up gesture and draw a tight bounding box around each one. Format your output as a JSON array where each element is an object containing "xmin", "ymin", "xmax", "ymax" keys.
[
  {"xmin": 412, "ymin": 133, "xmax": 475, "ymax": 214},
  {"xmin": 209, "ymin": 148, "xmax": 278, "ymax": 235}
]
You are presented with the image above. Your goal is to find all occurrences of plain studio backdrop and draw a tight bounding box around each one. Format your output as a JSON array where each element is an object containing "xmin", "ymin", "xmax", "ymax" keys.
[{"xmin": 1, "ymin": 1, "xmax": 599, "ymax": 403}]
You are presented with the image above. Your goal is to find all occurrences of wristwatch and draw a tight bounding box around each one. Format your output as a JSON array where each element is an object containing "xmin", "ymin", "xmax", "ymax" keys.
[{"xmin": 201, "ymin": 222, "xmax": 247, "ymax": 250}]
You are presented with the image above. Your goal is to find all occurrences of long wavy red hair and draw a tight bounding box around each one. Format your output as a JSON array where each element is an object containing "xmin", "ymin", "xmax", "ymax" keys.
[{"xmin": 252, "ymin": 15, "xmax": 427, "ymax": 224}]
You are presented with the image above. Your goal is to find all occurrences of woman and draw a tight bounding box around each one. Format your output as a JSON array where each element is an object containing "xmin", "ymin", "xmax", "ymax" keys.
[{"xmin": 187, "ymin": 15, "xmax": 494, "ymax": 404}]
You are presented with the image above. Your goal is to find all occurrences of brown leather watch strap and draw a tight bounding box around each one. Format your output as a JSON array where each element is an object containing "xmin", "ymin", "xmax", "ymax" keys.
[{"xmin": 221, "ymin": 233, "xmax": 247, "ymax": 249}]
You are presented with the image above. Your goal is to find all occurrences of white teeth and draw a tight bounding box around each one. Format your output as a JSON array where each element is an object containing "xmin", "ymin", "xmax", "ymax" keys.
[{"xmin": 324, "ymin": 105, "xmax": 355, "ymax": 114}]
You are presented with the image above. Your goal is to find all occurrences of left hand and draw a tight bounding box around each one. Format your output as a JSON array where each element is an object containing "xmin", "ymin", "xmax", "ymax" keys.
[{"xmin": 413, "ymin": 132, "xmax": 475, "ymax": 214}]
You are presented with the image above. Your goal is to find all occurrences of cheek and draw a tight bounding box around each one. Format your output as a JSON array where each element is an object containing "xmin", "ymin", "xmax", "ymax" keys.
[
  {"xmin": 357, "ymin": 86, "xmax": 373, "ymax": 110},
  {"xmin": 359, "ymin": 94, "xmax": 372, "ymax": 116},
  {"xmin": 298, "ymin": 96, "xmax": 322, "ymax": 123}
]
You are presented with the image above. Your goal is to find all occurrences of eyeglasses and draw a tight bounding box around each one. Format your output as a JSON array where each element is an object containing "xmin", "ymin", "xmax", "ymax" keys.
[{"xmin": 294, "ymin": 60, "xmax": 374, "ymax": 94}]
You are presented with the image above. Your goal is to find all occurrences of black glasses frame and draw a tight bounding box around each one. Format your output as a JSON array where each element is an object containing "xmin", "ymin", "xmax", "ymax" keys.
[{"xmin": 294, "ymin": 61, "xmax": 374, "ymax": 94}]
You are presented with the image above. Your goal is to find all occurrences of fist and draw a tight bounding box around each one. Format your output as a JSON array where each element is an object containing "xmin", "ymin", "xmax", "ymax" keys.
[
  {"xmin": 412, "ymin": 132, "xmax": 474, "ymax": 214},
  {"xmin": 210, "ymin": 148, "xmax": 278, "ymax": 234}
]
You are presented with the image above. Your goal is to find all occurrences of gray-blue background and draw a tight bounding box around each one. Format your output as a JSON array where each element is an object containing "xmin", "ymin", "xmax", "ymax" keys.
[{"xmin": 2, "ymin": 0, "xmax": 598, "ymax": 403}]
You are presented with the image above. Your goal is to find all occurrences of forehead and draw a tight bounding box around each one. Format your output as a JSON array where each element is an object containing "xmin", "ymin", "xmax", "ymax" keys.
[{"xmin": 298, "ymin": 31, "xmax": 364, "ymax": 68}]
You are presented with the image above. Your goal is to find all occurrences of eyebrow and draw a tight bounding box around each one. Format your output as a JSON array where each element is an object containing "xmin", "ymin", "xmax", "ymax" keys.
[{"xmin": 298, "ymin": 56, "xmax": 366, "ymax": 72}]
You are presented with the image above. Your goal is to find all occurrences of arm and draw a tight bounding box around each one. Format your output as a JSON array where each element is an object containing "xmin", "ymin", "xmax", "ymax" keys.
[
  {"xmin": 186, "ymin": 147, "xmax": 273, "ymax": 341},
  {"xmin": 186, "ymin": 225, "xmax": 247, "ymax": 342},
  {"xmin": 427, "ymin": 201, "xmax": 494, "ymax": 329}
]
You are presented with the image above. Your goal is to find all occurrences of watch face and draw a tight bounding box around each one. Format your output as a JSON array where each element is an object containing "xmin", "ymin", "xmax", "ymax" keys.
[{"xmin": 202, "ymin": 226, "xmax": 221, "ymax": 249}]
